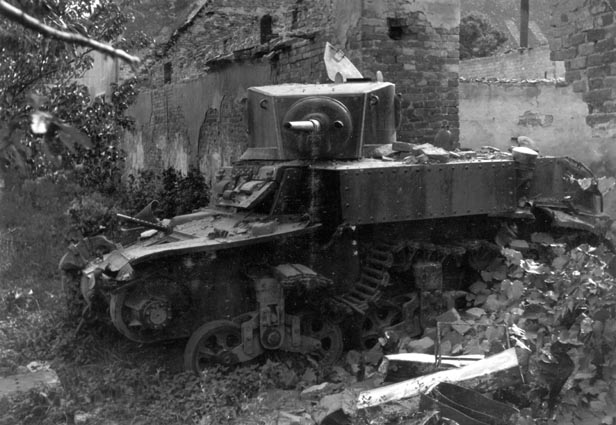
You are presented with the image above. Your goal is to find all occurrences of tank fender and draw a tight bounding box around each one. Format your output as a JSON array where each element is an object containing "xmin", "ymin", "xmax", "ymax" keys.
[
  {"xmin": 58, "ymin": 235, "xmax": 119, "ymax": 271},
  {"xmin": 167, "ymin": 210, "xmax": 230, "ymax": 229},
  {"xmin": 535, "ymin": 206, "xmax": 613, "ymax": 238}
]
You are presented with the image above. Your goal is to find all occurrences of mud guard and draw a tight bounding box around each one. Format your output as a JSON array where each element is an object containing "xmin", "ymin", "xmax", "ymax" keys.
[
  {"xmin": 58, "ymin": 235, "xmax": 119, "ymax": 271},
  {"xmin": 535, "ymin": 206, "xmax": 615, "ymax": 249}
]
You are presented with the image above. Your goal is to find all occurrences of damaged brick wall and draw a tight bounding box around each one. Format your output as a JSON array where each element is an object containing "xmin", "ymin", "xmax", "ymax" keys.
[
  {"xmin": 549, "ymin": 0, "xmax": 616, "ymax": 174},
  {"xmin": 125, "ymin": 0, "xmax": 461, "ymax": 182},
  {"xmin": 127, "ymin": 0, "xmax": 333, "ymax": 182},
  {"xmin": 148, "ymin": 0, "xmax": 334, "ymax": 87},
  {"xmin": 459, "ymin": 46, "xmax": 565, "ymax": 80},
  {"xmin": 459, "ymin": 81, "xmax": 596, "ymax": 163},
  {"xmin": 356, "ymin": 0, "xmax": 460, "ymax": 144}
]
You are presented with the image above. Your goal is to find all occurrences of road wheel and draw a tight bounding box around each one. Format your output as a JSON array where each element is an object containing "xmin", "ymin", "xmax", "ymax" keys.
[
  {"xmin": 184, "ymin": 320, "xmax": 243, "ymax": 374},
  {"xmin": 299, "ymin": 312, "xmax": 343, "ymax": 366}
]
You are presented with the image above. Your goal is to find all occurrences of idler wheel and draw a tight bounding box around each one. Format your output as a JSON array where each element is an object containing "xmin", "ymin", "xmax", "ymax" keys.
[
  {"xmin": 299, "ymin": 312, "xmax": 343, "ymax": 365},
  {"xmin": 109, "ymin": 277, "xmax": 190, "ymax": 343},
  {"xmin": 139, "ymin": 299, "xmax": 172, "ymax": 329},
  {"xmin": 184, "ymin": 320, "xmax": 242, "ymax": 373},
  {"xmin": 110, "ymin": 288, "xmax": 164, "ymax": 343}
]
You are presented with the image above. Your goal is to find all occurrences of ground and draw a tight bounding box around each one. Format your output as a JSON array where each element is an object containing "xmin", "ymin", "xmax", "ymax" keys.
[{"xmin": 1, "ymin": 241, "xmax": 616, "ymax": 425}]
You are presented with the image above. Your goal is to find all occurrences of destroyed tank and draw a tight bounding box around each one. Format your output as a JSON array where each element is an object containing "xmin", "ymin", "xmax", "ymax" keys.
[{"xmin": 59, "ymin": 76, "xmax": 612, "ymax": 373}]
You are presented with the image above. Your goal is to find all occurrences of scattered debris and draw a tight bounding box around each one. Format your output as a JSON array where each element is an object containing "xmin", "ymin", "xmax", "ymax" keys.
[
  {"xmin": 420, "ymin": 382, "xmax": 519, "ymax": 425},
  {"xmin": 356, "ymin": 348, "xmax": 522, "ymax": 409},
  {"xmin": 0, "ymin": 362, "xmax": 60, "ymax": 397}
]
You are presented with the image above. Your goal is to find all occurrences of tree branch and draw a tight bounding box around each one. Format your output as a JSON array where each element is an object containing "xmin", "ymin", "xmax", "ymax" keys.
[{"xmin": 0, "ymin": 0, "xmax": 140, "ymax": 66}]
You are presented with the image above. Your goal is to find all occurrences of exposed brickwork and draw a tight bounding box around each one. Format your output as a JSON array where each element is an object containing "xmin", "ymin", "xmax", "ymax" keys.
[
  {"xmin": 126, "ymin": 0, "xmax": 461, "ymax": 177},
  {"xmin": 550, "ymin": 0, "xmax": 616, "ymax": 138},
  {"xmin": 357, "ymin": 1, "xmax": 461, "ymax": 143},
  {"xmin": 145, "ymin": 0, "xmax": 334, "ymax": 87},
  {"xmin": 460, "ymin": 45, "xmax": 565, "ymax": 80},
  {"xmin": 271, "ymin": 37, "xmax": 329, "ymax": 84}
]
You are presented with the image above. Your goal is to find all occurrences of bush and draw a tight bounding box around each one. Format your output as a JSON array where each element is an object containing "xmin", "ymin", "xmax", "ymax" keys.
[
  {"xmin": 460, "ymin": 13, "xmax": 508, "ymax": 59},
  {"xmin": 0, "ymin": 165, "xmax": 210, "ymax": 302},
  {"xmin": 119, "ymin": 167, "xmax": 210, "ymax": 218}
]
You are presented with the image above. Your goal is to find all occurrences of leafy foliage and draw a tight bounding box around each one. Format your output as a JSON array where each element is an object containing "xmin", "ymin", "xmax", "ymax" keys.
[
  {"xmin": 460, "ymin": 13, "xmax": 508, "ymax": 60},
  {"xmin": 66, "ymin": 167, "xmax": 211, "ymax": 238},
  {"xmin": 0, "ymin": 0, "xmax": 139, "ymax": 178},
  {"xmin": 461, "ymin": 239, "xmax": 616, "ymax": 419},
  {"xmin": 2, "ymin": 226, "xmax": 616, "ymax": 423}
]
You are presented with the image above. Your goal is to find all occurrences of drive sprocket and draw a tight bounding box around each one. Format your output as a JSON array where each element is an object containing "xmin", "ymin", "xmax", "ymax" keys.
[{"xmin": 110, "ymin": 275, "xmax": 191, "ymax": 343}]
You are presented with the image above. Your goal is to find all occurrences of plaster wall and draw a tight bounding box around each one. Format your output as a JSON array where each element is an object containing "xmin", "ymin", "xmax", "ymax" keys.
[
  {"xmin": 124, "ymin": 0, "xmax": 461, "ymax": 181},
  {"xmin": 124, "ymin": 62, "xmax": 271, "ymax": 184},
  {"xmin": 460, "ymin": 81, "xmax": 601, "ymax": 163},
  {"xmin": 460, "ymin": 46, "xmax": 565, "ymax": 80},
  {"xmin": 77, "ymin": 52, "xmax": 119, "ymax": 98},
  {"xmin": 460, "ymin": 80, "xmax": 616, "ymax": 215}
]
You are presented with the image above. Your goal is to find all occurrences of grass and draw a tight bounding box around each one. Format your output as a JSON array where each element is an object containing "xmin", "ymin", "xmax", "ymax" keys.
[
  {"xmin": 0, "ymin": 177, "xmax": 260, "ymax": 425},
  {"xmin": 0, "ymin": 282, "xmax": 269, "ymax": 425}
]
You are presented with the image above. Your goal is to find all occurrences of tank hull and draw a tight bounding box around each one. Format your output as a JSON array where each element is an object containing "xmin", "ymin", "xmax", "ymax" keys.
[{"xmin": 59, "ymin": 80, "xmax": 612, "ymax": 372}]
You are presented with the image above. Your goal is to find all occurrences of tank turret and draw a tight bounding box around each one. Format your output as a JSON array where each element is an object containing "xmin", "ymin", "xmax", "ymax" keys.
[{"xmin": 243, "ymin": 81, "xmax": 398, "ymax": 160}]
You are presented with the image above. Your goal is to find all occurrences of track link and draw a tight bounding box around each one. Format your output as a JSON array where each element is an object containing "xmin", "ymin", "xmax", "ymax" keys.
[{"xmin": 335, "ymin": 240, "xmax": 474, "ymax": 314}]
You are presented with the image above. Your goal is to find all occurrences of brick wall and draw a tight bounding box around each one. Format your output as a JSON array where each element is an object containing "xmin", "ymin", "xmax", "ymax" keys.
[
  {"xmin": 550, "ymin": 0, "xmax": 616, "ymax": 143},
  {"xmin": 356, "ymin": 0, "xmax": 460, "ymax": 144},
  {"xmin": 460, "ymin": 80, "xmax": 598, "ymax": 165},
  {"xmin": 124, "ymin": 0, "xmax": 462, "ymax": 180},
  {"xmin": 145, "ymin": 0, "xmax": 334, "ymax": 87},
  {"xmin": 460, "ymin": 45, "xmax": 565, "ymax": 80}
]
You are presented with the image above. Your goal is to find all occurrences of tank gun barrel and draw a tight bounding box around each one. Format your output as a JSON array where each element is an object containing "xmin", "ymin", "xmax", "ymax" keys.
[
  {"xmin": 117, "ymin": 213, "xmax": 169, "ymax": 232},
  {"xmin": 284, "ymin": 119, "xmax": 322, "ymax": 132}
]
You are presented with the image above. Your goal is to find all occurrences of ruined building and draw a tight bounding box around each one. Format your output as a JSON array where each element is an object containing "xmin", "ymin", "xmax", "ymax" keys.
[
  {"xmin": 122, "ymin": 0, "xmax": 616, "ymax": 207},
  {"xmin": 550, "ymin": 0, "xmax": 616, "ymax": 174},
  {"xmin": 123, "ymin": 0, "xmax": 460, "ymax": 184}
]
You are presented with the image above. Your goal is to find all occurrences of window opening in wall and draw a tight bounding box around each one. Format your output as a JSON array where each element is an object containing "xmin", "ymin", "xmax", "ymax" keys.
[
  {"xmin": 387, "ymin": 17, "xmax": 407, "ymax": 40},
  {"xmin": 260, "ymin": 14, "xmax": 273, "ymax": 44},
  {"xmin": 164, "ymin": 62, "xmax": 172, "ymax": 84}
]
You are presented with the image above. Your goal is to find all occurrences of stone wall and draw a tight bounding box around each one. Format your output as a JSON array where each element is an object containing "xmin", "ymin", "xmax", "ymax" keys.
[{"xmin": 460, "ymin": 45, "xmax": 565, "ymax": 80}]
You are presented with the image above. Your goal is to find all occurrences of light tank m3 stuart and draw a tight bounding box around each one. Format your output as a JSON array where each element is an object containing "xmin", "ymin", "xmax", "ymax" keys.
[{"xmin": 59, "ymin": 60, "xmax": 612, "ymax": 373}]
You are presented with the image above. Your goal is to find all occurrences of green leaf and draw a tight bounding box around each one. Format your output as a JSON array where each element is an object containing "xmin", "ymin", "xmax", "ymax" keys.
[
  {"xmin": 56, "ymin": 125, "xmax": 86, "ymax": 154},
  {"xmin": 39, "ymin": 141, "xmax": 61, "ymax": 167},
  {"xmin": 26, "ymin": 92, "xmax": 49, "ymax": 109}
]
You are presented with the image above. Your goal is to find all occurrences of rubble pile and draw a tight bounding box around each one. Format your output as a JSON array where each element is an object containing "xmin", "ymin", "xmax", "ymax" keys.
[{"xmin": 230, "ymin": 238, "xmax": 616, "ymax": 425}]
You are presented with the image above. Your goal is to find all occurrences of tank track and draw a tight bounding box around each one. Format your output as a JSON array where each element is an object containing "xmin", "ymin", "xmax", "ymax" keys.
[
  {"xmin": 273, "ymin": 263, "xmax": 332, "ymax": 291},
  {"xmin": 334, "ymin": 239, "xmax": 492, "ymax": 314},
  {"xmin": 334, "ymin": 242, "xmax": 396, "ymax": 313}
]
